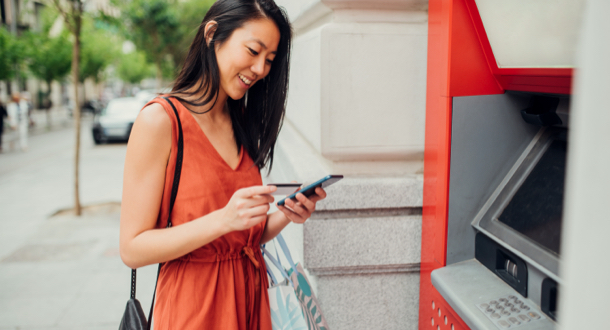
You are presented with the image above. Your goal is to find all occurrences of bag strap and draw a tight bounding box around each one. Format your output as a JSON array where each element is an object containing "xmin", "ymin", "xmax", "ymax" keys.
[
  {"xmin": 276, "ymin": 233, "xmax": 299, "ymax": 276},
  {"xmin": 261, "ymin": 246, "xmax": 293, "ymax": 287},
  {"xmin": 127, "ymin": 96, "xmax": 184, "ymax": 330}
]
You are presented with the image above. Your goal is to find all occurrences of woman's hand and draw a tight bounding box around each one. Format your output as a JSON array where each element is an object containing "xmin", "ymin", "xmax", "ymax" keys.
[
  {"xmin": 221, "ymin": 185, "xmax": 277, "ymax": 232},
  {"xmin": 277, "ymin": 187, "xmax": 327, "ymax": 224}
]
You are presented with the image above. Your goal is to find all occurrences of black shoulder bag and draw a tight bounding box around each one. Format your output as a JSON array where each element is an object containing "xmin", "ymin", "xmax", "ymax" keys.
[{"xmin": 119, "ymin": 97, "xmax": 184, "ymax": 330}]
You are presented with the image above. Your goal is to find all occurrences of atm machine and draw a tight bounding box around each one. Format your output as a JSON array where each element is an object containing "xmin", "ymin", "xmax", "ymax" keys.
[{"xmin": 418, "ymin": 0, "xmax": 586, "ymax": 329}]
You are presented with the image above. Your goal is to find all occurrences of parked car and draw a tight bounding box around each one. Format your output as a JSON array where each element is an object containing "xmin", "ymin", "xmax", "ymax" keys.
[{"xmin": 92, "ymin": 97, "xmax": 143, "ymax": 144}]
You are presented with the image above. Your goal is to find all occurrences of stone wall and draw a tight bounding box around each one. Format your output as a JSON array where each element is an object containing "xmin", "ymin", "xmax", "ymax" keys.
[{"xmin": 266, "ymin": 1, "xmax": 428, "ymax": 329}]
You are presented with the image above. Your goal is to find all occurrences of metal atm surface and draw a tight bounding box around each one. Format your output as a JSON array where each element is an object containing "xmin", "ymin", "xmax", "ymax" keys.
[{"xmin": 431, "ymin": 93, "xmax": 567, "ymax": 329}]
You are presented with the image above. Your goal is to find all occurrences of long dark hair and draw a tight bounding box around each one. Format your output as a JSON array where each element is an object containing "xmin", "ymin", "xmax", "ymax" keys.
[{"xmin": 170, "ymin": 0, "xmax": 292, "ymax": 173}]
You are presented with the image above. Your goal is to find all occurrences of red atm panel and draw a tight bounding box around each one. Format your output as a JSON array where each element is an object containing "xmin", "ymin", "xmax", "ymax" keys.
[{"xmin": 418, "ymin": 0, "xmax": 573, "ymax": 329}]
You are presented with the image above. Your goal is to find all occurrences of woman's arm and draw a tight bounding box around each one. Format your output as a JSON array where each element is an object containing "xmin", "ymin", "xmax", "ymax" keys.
[
  {"xmin": 260, "ymin": 187, "xmax": 327, "ymax": 244},
  {"xmin": 119, "ymin": 103, "xmax": 276, "ymax": 269}
]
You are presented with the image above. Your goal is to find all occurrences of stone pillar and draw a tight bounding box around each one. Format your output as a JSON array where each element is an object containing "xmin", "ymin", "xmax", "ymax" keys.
[{"xmin": 267, "ymin": 1, "xmax": 428, "ymax": 329}]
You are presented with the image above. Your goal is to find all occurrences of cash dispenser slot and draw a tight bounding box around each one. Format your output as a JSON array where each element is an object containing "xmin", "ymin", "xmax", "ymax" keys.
[{"xmin": 475, "ymin": 233, "xmax": 528, "ymax": 297}]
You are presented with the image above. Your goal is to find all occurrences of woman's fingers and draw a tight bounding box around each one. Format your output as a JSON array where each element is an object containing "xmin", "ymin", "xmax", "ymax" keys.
[
  {"xmin": 294, "ymin": 193, "xmax": 316, "ymax": 212},
  {"xmin": 239, "ymin": 185, "xmax": 276, "ymax": 198},
  {"xmin": 224, "ymin": 185, "xmax": 277, "ymax": 232},
  {"xmin": 243, "ymin": 203, "xmax": 271, "ymax": 218},
  {"xmin": 235, "ymin": 186, "xmax": 274, "ymax": 209},
  {"xmin": 284, "ymin": 198, "xmax": 309, "ymax": 219},
  {"xmin": 277, "ymin": 204, "xmax": 307, "ymax": 224},
  {"xmin": 278, "ymin": 187, "xmax": 328, "ymax": 225},
  {"xmin": 248, "ymin": 193, "xmax": 274, "ymax": 207},
  {"xmin": 314, "ymin": 187, "xmax": 327, "ymax": 200}
]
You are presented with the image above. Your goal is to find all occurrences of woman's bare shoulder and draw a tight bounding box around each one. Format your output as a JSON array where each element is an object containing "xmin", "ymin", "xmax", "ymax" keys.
[
  {"xmin": 136, "ymin": 102, "xmax": 172, "ymax": 134},
  {"xmin": 127, "ymin": 102, "xmax": 172, "ymax": 159}
]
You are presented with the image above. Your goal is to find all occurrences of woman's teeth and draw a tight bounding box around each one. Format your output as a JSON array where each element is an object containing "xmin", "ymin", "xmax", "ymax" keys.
[{"xmin": 238, "ymin": 74, "xmax": 252, "ymax": 85}]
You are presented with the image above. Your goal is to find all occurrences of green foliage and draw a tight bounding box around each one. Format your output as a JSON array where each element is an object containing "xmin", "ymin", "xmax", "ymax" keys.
[
  {"xmin": 169, "ymin": 0, "xmax": 215, "ymax": 70},
  {"xmin": 0, "ymin": 27, "xmax": 26, "ymax": 81},
  {"xmin": 113, "ymin": 0, "xmax": 214, "ymax": 81},
  {"xmin": 117, "ymin": 50, "xmax": 155, "ymax": 84},
  {"xmin": 79, "ymin": 16, "xmax": 119, "ymax": 83},
  {"xmin": 25, "ymin": 29, "xmax": 72, "ymax": 85},
  {"xmin": 121, "ymin": 0, "xmax": 180, "ymax": 74}
]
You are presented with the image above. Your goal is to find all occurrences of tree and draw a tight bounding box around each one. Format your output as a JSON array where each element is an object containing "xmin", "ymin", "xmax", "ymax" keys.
[
  {"xmin": 25, "ymin": 27, "xmax": 72, "ymax": 126},
  {"xmin": 0, "ymin": 27, "xmax": 26, "ymax": 91},
  {"xmin": 79, "ymin": 17, "xmax": 118, "ymax": 102},
  {"xmin": 117, "ymin": 49, "xmax": 155, "ymax": 85},
  {"xmin": 108, "ymin": 0, "xmax": 214, "ymax": 85},
  {"xmin": 51, "ymin": 0, "xmax": 84, "ymax": 216},
  {"xmin": 169, "ymin": 0, "xmax": 215, "ymax": 71},
  {"xmin": 121, "ymin": 0, "xmax": 180, "ymax": 87}
]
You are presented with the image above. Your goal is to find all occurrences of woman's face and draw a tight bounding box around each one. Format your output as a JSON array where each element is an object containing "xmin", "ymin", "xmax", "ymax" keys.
[{"xmin": 215, "ymin": 18, "xmax": 280, "ymax": 101}]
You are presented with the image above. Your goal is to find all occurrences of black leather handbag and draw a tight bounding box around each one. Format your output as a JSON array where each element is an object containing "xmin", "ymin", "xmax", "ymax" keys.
[{"xmin": 119, "ymin": 97, "xmax": 184, "ymax": 330}]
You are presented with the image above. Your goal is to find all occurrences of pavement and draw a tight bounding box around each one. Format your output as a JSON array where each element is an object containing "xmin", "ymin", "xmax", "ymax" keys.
[{"xmin": 0, "ymin": 110, "xmax": 158, "ymax": 329}]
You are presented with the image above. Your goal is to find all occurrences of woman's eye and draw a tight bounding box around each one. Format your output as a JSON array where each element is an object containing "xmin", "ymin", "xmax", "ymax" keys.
[
  {"xmin": 266, "ymin": 59, "xmax": 273, "ymax": 65},
  {"xmin": 248, "ymin": 48, "xmax": 259, "ymax": 56}
]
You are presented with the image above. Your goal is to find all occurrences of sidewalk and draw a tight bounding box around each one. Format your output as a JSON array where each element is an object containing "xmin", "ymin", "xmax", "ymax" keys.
[
  {"xmin": 0, "ymin": 123, "xmax": 158, "ymax": 329},
  {"xmin": 1, "ymin": 107, "xmax": 75, "ymax": 152}
]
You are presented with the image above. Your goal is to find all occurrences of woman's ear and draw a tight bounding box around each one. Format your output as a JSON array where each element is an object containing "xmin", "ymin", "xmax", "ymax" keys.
[{"xmin": 204, "ymin": 20, "xmax": 218, "ymax": 46}]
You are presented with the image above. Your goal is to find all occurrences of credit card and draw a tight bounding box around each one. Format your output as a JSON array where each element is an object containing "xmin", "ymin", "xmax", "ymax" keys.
[{"xmin": 267, "ymin": 183, "xmax": 302, "ymax": 196}]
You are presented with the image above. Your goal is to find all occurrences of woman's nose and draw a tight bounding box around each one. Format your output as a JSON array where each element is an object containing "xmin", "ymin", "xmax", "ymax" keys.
[{"xmin": 251, "ymin": 57, "xmax": 266, "ymax": 76}]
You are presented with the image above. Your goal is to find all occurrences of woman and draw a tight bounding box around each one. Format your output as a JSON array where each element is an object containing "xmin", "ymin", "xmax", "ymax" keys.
[{"xmin": 119, "ymin": 1, "xmax": 326, "ymax": 329}]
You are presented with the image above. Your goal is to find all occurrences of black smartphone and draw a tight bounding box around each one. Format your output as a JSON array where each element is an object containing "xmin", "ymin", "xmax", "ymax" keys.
[{"xmin": 277, "ymin": 175, "xmax": 343, "ymax": 206}]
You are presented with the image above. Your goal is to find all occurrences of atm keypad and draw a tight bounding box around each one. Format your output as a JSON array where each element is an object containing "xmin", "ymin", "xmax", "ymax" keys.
[{"xmin": 476, "ymin": 295, "xmax": 546, "ymax": 329}]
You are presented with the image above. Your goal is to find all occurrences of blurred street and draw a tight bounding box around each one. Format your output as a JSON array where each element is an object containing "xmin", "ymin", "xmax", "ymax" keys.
[{"xmin": 0, "ymin": 114, "xmax": 157, "ymax": 329}]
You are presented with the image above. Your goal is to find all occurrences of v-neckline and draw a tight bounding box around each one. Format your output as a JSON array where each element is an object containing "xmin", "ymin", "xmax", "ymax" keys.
[{"xmin": 176, "ymin": 98, "xmax": 243, "ymax": 172}]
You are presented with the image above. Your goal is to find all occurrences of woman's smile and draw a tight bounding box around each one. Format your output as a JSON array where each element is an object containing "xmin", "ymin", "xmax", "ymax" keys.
[{"xmin": 238, "ymin": 73, "xmax": 254, "ymax": 87}]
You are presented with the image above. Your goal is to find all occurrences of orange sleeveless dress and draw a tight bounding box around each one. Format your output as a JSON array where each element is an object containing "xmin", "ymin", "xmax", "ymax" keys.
[{"xmin": 147, "ymin": 97, "xmax": 272, "ymax": 330}]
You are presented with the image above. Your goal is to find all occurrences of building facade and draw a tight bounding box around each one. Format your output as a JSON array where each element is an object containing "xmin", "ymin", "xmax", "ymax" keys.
[{"xmin": 266, "ymin": 1, "xmax": 428, "ymax": 329}]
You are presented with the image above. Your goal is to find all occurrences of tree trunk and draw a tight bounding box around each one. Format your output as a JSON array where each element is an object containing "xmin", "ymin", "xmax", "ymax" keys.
[
  {"xmin": 46, "ymin": 80, "xmax": 52, "ymax": 129},
  {"xmin": 72, "ymin": 6, "xmax": 82, "ymax": 216}
]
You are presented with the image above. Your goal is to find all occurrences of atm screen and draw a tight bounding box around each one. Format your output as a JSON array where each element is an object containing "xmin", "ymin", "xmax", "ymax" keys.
[{"xmin": 498, "ymin": 139, "xmax": 567, "ymax": 255}]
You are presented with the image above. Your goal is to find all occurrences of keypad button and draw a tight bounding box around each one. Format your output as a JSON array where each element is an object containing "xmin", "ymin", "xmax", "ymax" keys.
[
  {"xmin": 490, "ymin": 300, "xmax": 498, "ymax": 305},
  {"xmin": 511, "ymin": 308, "xmax": 520, "ymax": 313},
  {"xmin": 501, "ymin": 310, "xmax": 511, "ymax": 316},
  {"xmin": 518, "ymin": 314, "xmax": 531, "ymax": 322},
  {"xmin": 499, "ymin": 298, "xmax": 507, "ymax": 302},
  {"xmin": 508, "ymin": 317, "xmax": 521, "ymax": 325},
  {"xmin": 486, "ymin": 308, "xmax": 494, "ymax": 314},
  {"xmin": 508, "ymin": 295, "xmax": 516, "ymax": 299},
  {"xmin": 505, "ymin": 302, "xmax": 513, "ymax": 308},
  {"xmin": 527, "ymin": 312, "xmax": 541, "ymax": 320},
  {"xmin": 491, "ymin": 313, "xmax": 501, "ymax": 319},
  {"xmin": 521, "ymin": 305, "xmax": 530, "ymax": 311},
  {"xmin": 498, "ymin": 320, "xmax": 511, "ymax": 328},
  {"xmin": 495, "ymin": 304, "xmax": 504, "ymax": 310},
  {"xmin": 480, "ymin": 303, "xmax": 489, "ymax": 309},
  {"xmin": 514, "ymin": 299, "xmax": 522, "ymax": 304}
]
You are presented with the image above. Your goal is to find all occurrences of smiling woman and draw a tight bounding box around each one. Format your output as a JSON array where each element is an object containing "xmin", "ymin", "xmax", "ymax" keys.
[
  {"xmin": 118, "ymin": 1, "xmax": 328, "ymax": 330},
  {"xmin": 170, "ymin": 0, "xmax": 291, "ymax": 172}
]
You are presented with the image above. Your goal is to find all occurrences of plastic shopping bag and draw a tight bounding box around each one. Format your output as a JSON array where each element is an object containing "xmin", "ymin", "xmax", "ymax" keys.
[{"xmin": 264, "ymin": 234, "xmax": 329, "ymax": 330}]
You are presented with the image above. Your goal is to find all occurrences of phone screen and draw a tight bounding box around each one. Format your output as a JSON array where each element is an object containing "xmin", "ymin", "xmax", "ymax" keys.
[{"xmin": 277, "ymin": 175, "xmax": 343, "ymax": 206}]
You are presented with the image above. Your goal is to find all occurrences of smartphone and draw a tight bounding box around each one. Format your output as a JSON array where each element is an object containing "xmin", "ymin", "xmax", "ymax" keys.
[
  {"xmin": 267, "ymin": 183, "xmax": 302, "ymax": 196},
  {"xmin": 277, "ymin": 175, "xmax": 343, "ymax": 206}
]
